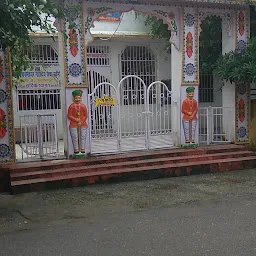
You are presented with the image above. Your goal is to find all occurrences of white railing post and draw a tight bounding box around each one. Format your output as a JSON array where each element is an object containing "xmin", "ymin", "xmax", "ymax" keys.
[
  {"xmin": 53, "ymin": 114, "xmax": 59, "ymax": 155},
  {"xmin": 207, "ymin": 106, "xmax": 212, "ymax": 145},
  {"xmin": 87, "ymin": 93, "xmax": 92, "ymax": 154},
  {"xmin": 37, "ymin": 115, "xmax": 43, "ymax": 159},
  {"xmin": 20, "ymin": 116, "xmax": 24, "ymax": 160}
]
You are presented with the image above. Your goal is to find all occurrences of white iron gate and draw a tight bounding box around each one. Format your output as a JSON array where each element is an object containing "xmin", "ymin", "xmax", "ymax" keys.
[
  {"xmin": 89, "ymin": 75, "xmax": 173, "ymax": 154},
  {"xmin": 147, "ymin": 81, "xmax": 173, "ymax": 149},
  {"xmin": 88, "ymin": 82, "xmax": 119, "ymax": 154},
  {"xmin": 199, "ymin": 107, "xmax": 232, "ymax": 144},
  {"xmin": 19, "ymin": 114, "xmax": 59, "ymax": 159},
  {"xmin": 118, "ymin": 75, "xmax": 148, "ymax": 151}
]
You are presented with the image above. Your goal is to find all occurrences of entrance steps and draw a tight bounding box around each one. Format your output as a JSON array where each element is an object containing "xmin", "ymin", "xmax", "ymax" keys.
[{"xmin": 5, "ymin": 144, "xmax": 256, "ymax": 194}]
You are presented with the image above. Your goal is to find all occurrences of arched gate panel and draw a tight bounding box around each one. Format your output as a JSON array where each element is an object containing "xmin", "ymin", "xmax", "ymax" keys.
[
  {"xmin": 118, "ymin": 75, "xmax": 148, "ymax": 151},
  {"xmin": 147, "ymin": 81, "xmax": 173, "ymax": 149},
  {"xmin": 88, "ymin": 82, "xmax": 119, "ymax": 154}
]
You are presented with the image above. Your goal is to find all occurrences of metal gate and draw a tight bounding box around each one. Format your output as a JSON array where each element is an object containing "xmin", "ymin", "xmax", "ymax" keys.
[
  {"xmin": 87, "ymin": 45, "xmax": 112, "ymax": 139},
  {"xmin": 19, "ymin": 114, "xmax": 59, "ymax": 160},
  {"xmin": 89, "ymin": 75, "xmax": 173, "ymax": 154},
  {"xmin": 147, "ymin": 81, "xmax": 173, "ymax": 149},
  {"xmin": 88, "ymin": 82, "xmax": 119, "ymax": 154},
  {"xmin": 199, "ymin": 107, "xmax": 232, "ymax": 144},
  {"xmin": 118, "ymin": 75, "xmax": 148, "ymax": 151}
]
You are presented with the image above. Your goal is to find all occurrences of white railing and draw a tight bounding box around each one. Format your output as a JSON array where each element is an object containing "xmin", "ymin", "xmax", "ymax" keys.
[
  {"xmin": 198, "ymin": 107, "xmax": 209, "ymax": 144},
  {"xmin": 199, "ymin": 106, "xmax": 232, "ymax": 145},
  {"xmin": 19, "ymin": 114, "xmax": 59, "ymax": 159},
  {"xmin": 17, "ymin": 89, "xmax": 61, "ymax": 111}
]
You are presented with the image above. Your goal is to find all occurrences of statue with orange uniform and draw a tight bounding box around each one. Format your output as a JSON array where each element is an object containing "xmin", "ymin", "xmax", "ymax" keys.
[
  {"xmin": 181, "ymin": 87, "xmax": 198, "ymax": 144},
  {"xmin": 67, "ymin": 90, "xmax": 88, "ymax": 154}
]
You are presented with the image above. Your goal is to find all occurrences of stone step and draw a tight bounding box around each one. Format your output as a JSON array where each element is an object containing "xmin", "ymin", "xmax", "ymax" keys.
[
  {"xmin": 7, "ymin": 144, "xmax": 247, "ymax": 174},
  {"xmin": 10, "ymin": 151, "xmax": 254, "ymax": 182},
  {"xmin": 11, "ymin": 155, "xmax": 256, "ymax": 194}
]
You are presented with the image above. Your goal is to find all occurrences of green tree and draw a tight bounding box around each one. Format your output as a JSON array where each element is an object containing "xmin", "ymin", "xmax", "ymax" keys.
[
  {"xmin": 0, "ymin": 0, "xmax": 62, "ymax": 77},
  {"xmin": 214, "ymin": 6, "xmax": 256, "ymax": 84},
  {"xmin": 199, "ymin": 16, "xmax": 222, "ymax": 73},
  {"xmin": 144, "ymin": 15, "xmax": 222, "ymax": 73},
  {"xmin": 214, "ymin": 37, "xmax": 256, "ymax": 84}
]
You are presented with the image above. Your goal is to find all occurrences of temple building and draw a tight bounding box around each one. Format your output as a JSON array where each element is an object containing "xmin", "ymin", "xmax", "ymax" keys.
[{"xmin": 0, "ymin": 0, "xmax": 252, "ymax": 162}]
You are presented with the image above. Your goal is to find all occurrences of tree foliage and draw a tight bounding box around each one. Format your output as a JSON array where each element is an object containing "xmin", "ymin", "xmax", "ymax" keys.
[
  {"xmin": 144, "ymin": 15, "xmax": 222, "ymax": 73},
  {"xmin": 199, "ymin": 16, "xmax": 222, "ymax": 73},
  {"xmin": 144, "ymin": 16, "xmax": 171, "ymax": 51},
  {"xmin": 0, "ymin": 0, "xmax": 62, "ymax": 77},
  {"xmin": 214, "ymin": 37, "xmax": 256, "ymax": 84},
  {"xmin": 214, "ymin": 6, "xmax": 256, "ymax": 84}
]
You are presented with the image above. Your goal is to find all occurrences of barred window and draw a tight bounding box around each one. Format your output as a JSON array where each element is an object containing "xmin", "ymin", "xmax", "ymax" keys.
[
  {"xmin": 199, "ymin": 73, "xmax": 214, "ymax": 103},
  {"xmin": 25, "ymin": 44, "xmax": 58, "ymax": 64},
  {"xmin": 87, "ymin": 46, "xmax": 110, "ymax": 66},
  {"xmin": 120, "ymin": 45, "xmax": 156, "ymax": 105},
  {"xmin": 17, "ymin": 89, "xmax": 61, "ymax": 111}
]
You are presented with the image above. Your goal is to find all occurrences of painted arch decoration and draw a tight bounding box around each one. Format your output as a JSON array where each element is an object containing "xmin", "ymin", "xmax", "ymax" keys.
[
  {"xmin": 198, "ymin": 8, "xmax": 235, "ymax": 37},
  {"xmin": 83, "ymin": 2, "xmax": 181, "ymax": 50},
  {"xmin": 61, "ymin": 0, "xmax": 181, "ymax": 86},
  {"xmin": 235, "ymin": 8, "xmax": 250, "ymax": 143},
  {"xmin": 0, "ymin": 49, "xmax": 15, "ymax": 163}
]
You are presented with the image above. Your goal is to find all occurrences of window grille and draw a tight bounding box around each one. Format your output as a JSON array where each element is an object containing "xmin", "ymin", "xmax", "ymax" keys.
[
  {"xmin": 17, "ymin": 89, "xmax": 61, "ymax": 111},
  {"xmin": 25, "ymin": 44, "xmax": 58, "ymax": 64},
  {"xmin": 199, "ymin": 73, "xmax": 214, "ymax": 103},
  {"xmin": 120, "ymin": 45, "xmax": 156, "ymax": 104},
  {"xmin": 87, "ymin": 46, "xmax": 110, "ymax": 66}
]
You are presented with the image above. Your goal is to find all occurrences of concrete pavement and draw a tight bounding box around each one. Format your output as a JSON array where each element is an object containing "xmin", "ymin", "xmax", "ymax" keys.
[{"xmin": 0, "ymin": 169, "xmax": 256, "ymax": 255}]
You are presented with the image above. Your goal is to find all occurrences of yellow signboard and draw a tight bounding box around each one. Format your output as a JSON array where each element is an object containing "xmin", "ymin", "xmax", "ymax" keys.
[{"xmin": 96, "ymin": 95, "xmax": 115, "ymax": 107}]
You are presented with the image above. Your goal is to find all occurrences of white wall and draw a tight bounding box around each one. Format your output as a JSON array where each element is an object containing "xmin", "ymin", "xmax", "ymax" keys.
[
  {"xmin": 222, "ymin": 20, "xmax": 236, "ymax": 142},
  {"xmin": 88, "ymin": 37, "xmax": 171, "ymax": 86}
]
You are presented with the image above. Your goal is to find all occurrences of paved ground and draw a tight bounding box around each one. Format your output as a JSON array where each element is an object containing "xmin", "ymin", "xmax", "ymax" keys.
[{"xmin": 0, "ymin": 169, "xmax": 256, "ymax": 255}]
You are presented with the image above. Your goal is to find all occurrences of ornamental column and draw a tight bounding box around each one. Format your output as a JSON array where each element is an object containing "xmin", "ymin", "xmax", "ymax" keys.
[
  {"xmin": 59, "ymin": 0, "xmax": 89, "ymax": 158},
  {"xmin": 180, "ymin": 8, "xmax": 200, "ymax": 147},
  {"xmin": 0, "ymin": 49, "xmax": 15, "ymax": 164},
  {"xmin": 234, "ymin": 9, "xmax": 250, "ymax": 144}
]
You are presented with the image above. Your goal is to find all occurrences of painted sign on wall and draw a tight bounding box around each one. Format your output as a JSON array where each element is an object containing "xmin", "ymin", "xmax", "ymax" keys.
[
  {"xmin": 98, "ymin": 12, "xmax": 121, "ymax": 22},
  {"xmin": 17, "ymin": 64, "xmax": 61, "ymax": 89}
]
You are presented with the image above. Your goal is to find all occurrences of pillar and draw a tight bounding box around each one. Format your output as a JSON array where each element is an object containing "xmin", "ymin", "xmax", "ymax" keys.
[
  {"xmin": 221, "ymin": 16, "xmax": 236, "ymax": 142},
  {"xmin": 0, "ymin": 49, "xmax": 15, "ymax": 164},
  {"xmin": 234, "ymin": 9, "xmax": 250, "ymax": 144},
  {"xmin": 171, "ymin": 44, "xmax": 182, "ymax": 146},
  {"xmin": 180, "ymin": 8, "xmax": 200, "ymax": 146},
  {"xmin": 60, "ymin": 0, "xmax": 89, "ymax": 158}
]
